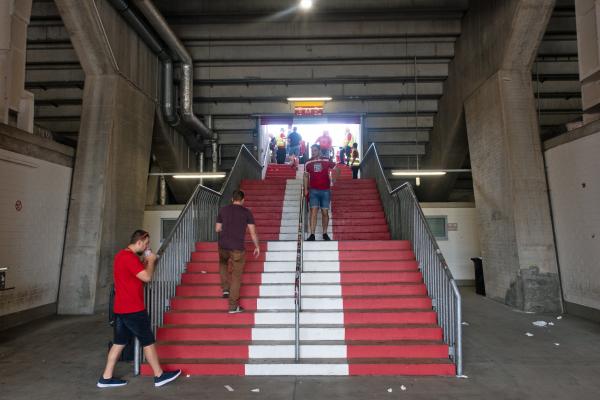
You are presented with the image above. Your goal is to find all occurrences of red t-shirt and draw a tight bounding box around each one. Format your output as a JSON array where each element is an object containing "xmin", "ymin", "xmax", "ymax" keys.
[
  {"xmin": 305, "ymin": 159, "xmax": 337, "ymax": 190},
  {"xmin": 113, "ymin": 249, "xmax": 146, "ymax": 314},
  {"xmin": 317, "ymin": 135, "xmax": 332, "ymax": 150}
]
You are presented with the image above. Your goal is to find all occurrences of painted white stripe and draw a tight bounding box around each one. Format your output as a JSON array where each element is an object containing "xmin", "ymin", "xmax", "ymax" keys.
[
  {"xmin": 249, "ymin": 345, "xmax": 347, "ymax": 359},
  {"xmin": 254, "ymin": 312, "xmax": 344, "ymax": 325},
  {"xmin": 266, "ymin": 252, "xmax": 296, "ymax": 261},
  {"xmin": 301, "ymin": 272, "xmax": 341, "ymax": 284},
  {"xmin": 259, "ymin": 285, "xmax": 294, "ymax": 297},
  {"xmin": 303, "ymin": 242, "xmax": 339, "ymax": 251},
  {"xmin": 280, "ymin": 225, "xmax": 299, "ymax": 234},
  {"xmin": 301, "ymin": 297, "xmax": 344, "ymax": 310},
  {"xmin": 263, "ymin": 262, "xmax": 296, "ymax": 272},
  {"xmin": 267, "ymin": 242, "xmax": 296, "ymax": 251},
  {"xmin": 261, "ymin": 273, "xmax": 295, "ymax": 284},
  {"xmin": 279, "ymin": 233, "xmax": 298, "ymax": 241},
  {"xmin": 257, "ymin": 297, "xmax": 295, "ymax": 310},
  {"xmin": 303, "ymin": 251, "xmax": 339, "ymax": 261},
  {"xmin": 245, "ymin": 363, "xmax": 348, "ymax": 376},
  {"xmin": 252, "ymin": 327, "xmax": 345, "ymax": 341},
  {"xmin": 302, "ymin": 285, "xmax": 342, "ymax": 296},
  {"xmin": 303, "ymin": 261, "xmax": 341, "ymax": 272}
]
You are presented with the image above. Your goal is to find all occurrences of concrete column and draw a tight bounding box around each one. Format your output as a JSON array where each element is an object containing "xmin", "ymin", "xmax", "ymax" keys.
[
  {"xmin": 58, "ymin": 75, "xmax": 155, "ymax": 314},
  {"xmin": 575, "ymin": 0, "xmax": 600, "ymax": 123},
  {"xmin": 55, "ymin": 0, "xmax": 158, "ymax": 314},
  {"xmin": 464, "ymin": 70, "xmax": 561, "ymax": 312},
  {"xmin": 0, "ymin": 0, "xmax": 33, "ymax": 128}
]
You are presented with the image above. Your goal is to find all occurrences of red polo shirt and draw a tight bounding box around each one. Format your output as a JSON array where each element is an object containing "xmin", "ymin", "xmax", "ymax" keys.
[{"xmin": 113, "ymin": 249, "xmax": 146, "ymax": 314}]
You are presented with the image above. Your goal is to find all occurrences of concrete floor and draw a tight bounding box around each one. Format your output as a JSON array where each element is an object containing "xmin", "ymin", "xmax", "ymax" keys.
[{"xmin": 2, "ymin": 288, "xmax": 600, "ymax": 400}]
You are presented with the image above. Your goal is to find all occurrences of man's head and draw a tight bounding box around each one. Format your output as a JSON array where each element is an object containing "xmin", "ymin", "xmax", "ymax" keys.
[
  {"xmin": 352, "ymin": 142, "xmax": 358, "ymax": 149},
  {"xmin": 292, "ymin": 126, "xmax": 297, "ymax": 133},
  {"xmin": 129, "ymin": 230, "xmax": 149, "ymax": 254},
  {"xmin": 310, "ymin": 144, "xmax": 320, "ymax": 158},
  {"xmin": 232, "ymin": 189, "xmax": 245, "ymax": 204},
  {"xmin": 323, "ymin": 130, "xmax": 329, "ymax": 136}
]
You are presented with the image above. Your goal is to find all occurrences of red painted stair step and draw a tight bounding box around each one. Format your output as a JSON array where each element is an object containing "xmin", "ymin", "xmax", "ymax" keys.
[
  {"xmin": 141, "ymin": 363, "xmax": 245, "ymax": 376},
  {"xmin": 338, "ymin": 251, "xmax": 415, "ymax": 261},
  {"xmin": 345, "ymin": 326, "xmax": 443, "ymax": 341},
  {"xmin": 342, "ymin": 284, "xmax": 427, "ymax": 296},
  {"xmin": 157, "ymin": 327, "xmax": 252, "ymax": 341},
  {"xmin": 157, "ymin": 345, "xmax": 249, "ymax": 359},
  {"xmin": 343, "ymin": 297, "xmax": 432, "ymax": 309},
  {"xmin": 164, "ymin": 311, "xmax": 255, "ymax": 325},
  {"xmin": 177, "ymin": 284, "xmax": 263, "ymax": 297},
  {"xmin": 341, "ymin": 272, "xmax": 422, "ymax": 283},
  {"xmin": 344, "ymin": 311, "xmax": 437, "ymax": 325},
  {"xmin": 338, "ymin": 241, "xmax": 412, "ymax": 251},
  {"xmin": 348, "ymin": 363, "xmax": 455, "ymax": 376},
  {"xmin": 347, "ymin": 344, "xmax": 449, "ymax": 359},
  {"xmin": 169, "ymin": 297, "xmax": 258, "ymax": 311},
  {"xmin": 181, "ymin": 273, "xmax": 263, "ymax": 284},
  {"xmin": 339, "ymin": 260, "xmax": 419, "ymax": 271}
]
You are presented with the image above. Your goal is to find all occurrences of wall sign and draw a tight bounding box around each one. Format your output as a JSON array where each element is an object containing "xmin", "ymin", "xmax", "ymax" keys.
[
  {"xmin": 15, "ymin": 200, "xmax": 23, "ymax": 212},
  {"xmin": 294, "ymin": 101, "xmax": 324, "ymax": 117},
  {"xmin": 447, "ymin": 222, "xmax": 458, "ymax": 231}
]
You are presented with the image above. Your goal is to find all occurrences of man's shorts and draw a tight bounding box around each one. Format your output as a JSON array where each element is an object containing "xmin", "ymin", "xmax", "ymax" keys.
[
  {"xmin": 114, "ymin": 310, "xmax": 155, "ymax": 347},
  {"xmin": 309, "ymin": 189, "xmax": 331, "ymax": 210},
  {"xmin": 288, "ymin": 145, "xmax": 300, "ymax": 156}
]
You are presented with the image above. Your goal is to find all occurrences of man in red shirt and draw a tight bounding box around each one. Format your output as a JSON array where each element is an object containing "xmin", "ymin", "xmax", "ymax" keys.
[
  {"xmin": 97, "ymin": 230, "xmax": 181, "ymax": 388},
  {"xmin": 304, "ymin": 150, "xmax": 340, "ymax": 241},
  {"xmin": 316, "ymin": 130, "xmax": 333, "ymax": 159}
]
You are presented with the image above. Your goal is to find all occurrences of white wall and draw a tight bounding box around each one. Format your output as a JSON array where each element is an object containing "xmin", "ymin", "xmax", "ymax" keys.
[
  {"xmin": 142, "ymin": 206, "xmax": 184, "ymax": 252},
  {"xmin": 545, "ymin": 131, "xmax": 600, "ymax": 311},
  {"xmin": 0, "ymin": 148, "xmax": 71, "ymax": 317},
  {"xmin": 421, "ymin": 203, "xmax": 480, "ymax": 281}
]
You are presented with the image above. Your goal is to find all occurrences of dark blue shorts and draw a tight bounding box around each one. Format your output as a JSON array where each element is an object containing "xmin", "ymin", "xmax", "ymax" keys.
[{"xmin": 113, "ymin": 310, "xmax": 155, "ymax": 348}]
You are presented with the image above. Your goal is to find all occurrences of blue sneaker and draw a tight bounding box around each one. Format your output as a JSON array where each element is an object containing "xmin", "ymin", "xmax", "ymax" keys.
[
  {"xmin": 97, "ymin": 377, "xmax": 128, "ymax": 388},
  {"xmin": 154, "ymin": 369, "xmax": 182, "ymax": 387}
]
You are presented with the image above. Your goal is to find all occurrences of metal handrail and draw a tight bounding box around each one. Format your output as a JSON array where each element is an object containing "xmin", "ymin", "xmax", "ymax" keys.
[
  {"xmin": 294, "ymin": 181, "xmax": 306, "ymax": 361},
  {"xmin": 134, "ymin": 144, "xmax": 262, "ymax": 375},
  {"xmin": 360, "ymin": 143, "xmax": 463, "ymax": 377}
]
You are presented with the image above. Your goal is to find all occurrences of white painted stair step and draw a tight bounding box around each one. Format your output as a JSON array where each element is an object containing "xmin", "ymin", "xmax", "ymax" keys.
[
  {"xmin": 249, "ymin": 344, "xmax": 347, "ymax": 359},
  {"xmin": 245, "ymin": 363, "xmax": 348, "ymax": 376}
]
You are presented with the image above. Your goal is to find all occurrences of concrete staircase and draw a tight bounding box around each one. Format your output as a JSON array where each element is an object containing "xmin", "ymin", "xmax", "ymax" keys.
[{"xmin": 142, "ymin": 163, "xmax": 454, "ymax": 376}]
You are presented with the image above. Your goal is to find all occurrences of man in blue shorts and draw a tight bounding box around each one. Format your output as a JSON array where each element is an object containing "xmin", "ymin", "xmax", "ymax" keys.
[{"xmin": 304, "ymin": 151, "xmax": 340, "ymax": 241}]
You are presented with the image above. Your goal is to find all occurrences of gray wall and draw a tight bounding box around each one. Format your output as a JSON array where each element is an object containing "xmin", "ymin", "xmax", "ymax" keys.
[{"xmin": 545, "ymin": 125, "xmax": 600, "ymax": 311}]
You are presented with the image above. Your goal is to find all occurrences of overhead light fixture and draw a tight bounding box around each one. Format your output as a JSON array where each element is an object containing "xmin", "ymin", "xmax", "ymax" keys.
[
  {"xmin": 287, "ymin": 97, "xmax": 332, "ymax": 102},
  {"xmin": 149, "ymin": 172, "xmax": 226, "ymax": 179},
  {"xmin": 299, "ymin": 0, "xmax": 313, "ymax": 10},
  {"xmin": 391, "ymin": 169, "xmax": 471, "ymax": 177},
  {"xmin": 392, "ymin": 171, "xmax": 447, "ymax": 176}
]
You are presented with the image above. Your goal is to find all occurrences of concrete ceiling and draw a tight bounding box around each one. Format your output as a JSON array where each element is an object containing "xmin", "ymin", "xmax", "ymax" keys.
[{"xmin": 25, "ymin": 0, "xmax": 581, "ymax": 201}]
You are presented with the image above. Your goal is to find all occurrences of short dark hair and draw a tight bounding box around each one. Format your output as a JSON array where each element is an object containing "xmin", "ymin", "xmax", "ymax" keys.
[
  {"xmin": 311, "ymin": 144, "xmax": 319, "ymax": 149},
  {"xmin": 232, "ymin": 190, "xmax": 245, "ymax": 201},
  {"xmin": 352, "ymin": 142, "xmax": 358, "ymax": 148},
  {"xmin": 130, "ymin": 229, "xmax": 149, "ymax": 244}
]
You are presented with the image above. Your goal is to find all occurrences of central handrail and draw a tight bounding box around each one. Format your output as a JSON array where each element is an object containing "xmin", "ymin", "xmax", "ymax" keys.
[
  {"xmin": 360, "ymin": 143, "xmax": 463, "ymax": 377},
  {"xmin": 294, "ymin": 180, "xmax": 305, "ymax": 361},
  {"xmin": 134, "ymin": 144, "xmax": 262, "ymax": 375}
]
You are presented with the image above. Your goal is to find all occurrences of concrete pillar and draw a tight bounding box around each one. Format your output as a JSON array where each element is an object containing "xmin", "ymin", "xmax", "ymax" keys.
[
  {"xmin": 55, "ymin": 0, "xmax": 157, "ymax": 314},
  {"xmin": 0, "ymin": 0, "xmax": 33, "ymax": 130},
  {"xmin": 464, "ymin": 70, "xmax": 562, "ymax": 312},
  {"xmin": 423, "ymin": 1, "xmax": 562, "ymax": 312},
  {"xmin": 575, "ymin": 0, "xmax": 600, "ymax": 123}
]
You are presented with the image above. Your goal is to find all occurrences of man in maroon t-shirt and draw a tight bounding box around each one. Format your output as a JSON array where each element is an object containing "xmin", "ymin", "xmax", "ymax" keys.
[
  {"xmin": 304, "ymin": 151, "xmax": 340, "ymax": 241},
  {"xmin": 216, "ymin": 190, "xmax": 260, "ymax": 313},
  {"xmin": 97, "ymin": 230, "xmax": 181, "ymax": 389}
]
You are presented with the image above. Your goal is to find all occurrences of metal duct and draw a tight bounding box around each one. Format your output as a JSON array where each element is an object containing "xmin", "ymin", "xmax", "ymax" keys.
[
  {"xmin": 107, "ymin": 0, "xmax": 206, "ymax": 149},
  {"xmin": 132, "ymin": 0, "xmax": 212, "ymax": 140}
]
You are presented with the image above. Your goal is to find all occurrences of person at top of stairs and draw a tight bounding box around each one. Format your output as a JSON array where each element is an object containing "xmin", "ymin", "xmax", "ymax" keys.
[
  {"xmin": 304, "ymin": 146, "xmax": 340, "ymax": 241},
  {"xmin": 216, "ymin": 190, "xmax": 260, "ymax": 313},
  {"xmin": 275, "ymin": 128, "xmax": 287, "ymax": 164},
  {"xmin": 349, "ymin": 142, "xmax": 360, "ymax": 179},
  {"xmin": 316, "ymin": 130, "xmax": 333, "ymax": 159}
]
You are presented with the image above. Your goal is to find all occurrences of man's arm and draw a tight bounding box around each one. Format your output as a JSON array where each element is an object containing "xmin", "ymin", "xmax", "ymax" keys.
[
  {"xmin": 136, "ymin": 253, "xmax": 157, "ymax": 283},
  {"xmin": 215, "ymin": 222, "xmax": 223, "ymax": 233},
  {"xmin": 331, "ymin": 163, "xmax": 341, "ymax": 183},
  {"xmin": 247, "ymin": 224, "xmax": 260, "ymax": 257}
]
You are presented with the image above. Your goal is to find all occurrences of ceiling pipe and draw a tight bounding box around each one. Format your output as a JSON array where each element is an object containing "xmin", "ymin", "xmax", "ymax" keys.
[
  {"xmin": 132, "ymin": 0, "xmax": 212, "ymax": 140},
  {"xmin": 106, "ymin": 0, "xmax": 207, "ymax": 149}
]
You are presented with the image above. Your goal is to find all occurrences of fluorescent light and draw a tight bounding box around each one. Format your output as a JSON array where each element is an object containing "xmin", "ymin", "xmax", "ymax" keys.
[
  {"xmin": 287, "ymin": 97, "xmax": 332, "ymax": 102},
  {"xmin": 173, "ymin": 173, "xmax": 226, "ymax": 179},
  {"xmin": 392, "ymin": 170, "xmax": 447, "ymax": 176},
  {"xmin": 299, "ymin": 0, "xmax": 313, "ymax": 10}
]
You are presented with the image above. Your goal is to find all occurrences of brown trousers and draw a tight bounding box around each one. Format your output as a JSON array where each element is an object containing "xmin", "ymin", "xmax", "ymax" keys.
[{"xmin": 218, "ymin": 248, "xmax": 246, "ymax": 307}]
